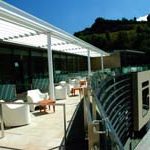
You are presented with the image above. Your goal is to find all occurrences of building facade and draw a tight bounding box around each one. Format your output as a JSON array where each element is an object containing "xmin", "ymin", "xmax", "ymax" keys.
[{"xmin": 0, "ymin": 41, "xmax": 88, "ymax": 92}]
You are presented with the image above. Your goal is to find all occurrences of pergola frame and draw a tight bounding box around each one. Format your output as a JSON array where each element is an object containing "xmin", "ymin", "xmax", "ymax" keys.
[{"xmin": 0, "ymin": 1, "xmax": 109, "ymax": 99}]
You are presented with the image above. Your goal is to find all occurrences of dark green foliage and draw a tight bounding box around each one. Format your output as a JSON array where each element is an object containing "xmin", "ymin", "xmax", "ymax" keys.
[
  {"xmin": 147, "ymin": 14, "xmax": 150, "ymax": 22},
  {"xmin": 74, "ymin": 17, "xmax": 150, "ymax": 53}
]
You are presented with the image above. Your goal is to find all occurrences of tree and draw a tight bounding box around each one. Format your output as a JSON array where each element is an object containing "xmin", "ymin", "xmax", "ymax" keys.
[
  {"xmin": 122, "ymin": 17, "xmax": 128, "ymax": 22},
  {"xmin": 115, "ymin": 31, "xmax": 129, "ymax": 49},
  {"xmin": 133, "ymin": 17, "xmax": 137, "ymax": 22},
  {"xmin": 147, "ymin": 14, "xmax": 150, "ymax": 22}
]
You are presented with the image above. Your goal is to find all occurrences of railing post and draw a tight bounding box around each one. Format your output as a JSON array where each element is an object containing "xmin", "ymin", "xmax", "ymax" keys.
[
  {"xmin": 0, "ymin": 103, "xmax": 4, "ymax": 137},
  {"xmin": 88, "ymin": 122, "xmax": 100, "ymax": 150},
  {"xmin": 63, "ymin": 104, "xmax": 66, "ymax": 149},
  {"xmin": 92, "ymin": 96, "xmax": 97, "ymax": 121}
]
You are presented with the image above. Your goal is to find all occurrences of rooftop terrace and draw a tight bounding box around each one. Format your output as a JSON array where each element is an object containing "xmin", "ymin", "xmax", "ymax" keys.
[{"xmin": 0, "ymin": 94, "xmax": 81, "ymax": 150}]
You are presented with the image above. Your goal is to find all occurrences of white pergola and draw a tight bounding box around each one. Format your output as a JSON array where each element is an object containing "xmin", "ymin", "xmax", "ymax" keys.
[{"xmin": 0, "ymin": 1, "xmax": 109, "ymax": 99}]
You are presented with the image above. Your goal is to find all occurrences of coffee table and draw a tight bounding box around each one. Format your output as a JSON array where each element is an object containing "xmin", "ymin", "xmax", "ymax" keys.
[
  {"xmin": 71, "ymin": 87, "xmax": 83, "ymax": 96},
  {"xmin": 39, "ymin": 99, "xmax": 55, "ymax": 112},
  {"xmin": 80, "ymin": 80, "xmax": 87, "ymax": 86}
]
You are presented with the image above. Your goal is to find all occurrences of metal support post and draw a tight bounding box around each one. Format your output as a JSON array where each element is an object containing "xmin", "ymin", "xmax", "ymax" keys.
[
  {"xmin": 87, "ymin": 49, "xmax": 91, "ymax": 77},
  {"xmin": 47, "ymin": 32, "xmax": 55, "ymax": 99},
  {"xmin": 100, "ymin": 54, "xmax": 104, "ymax": 72},
  {"xmin": 92, "ymin": 96, "xmax": 97, "ymax": 121},
  {"xmin": 63, "ymin": 104, "xmax": 66, "ymax": 149},
  {"xmin": 0, "ymin": 103, "xmax": 4, "ymax": 138}
]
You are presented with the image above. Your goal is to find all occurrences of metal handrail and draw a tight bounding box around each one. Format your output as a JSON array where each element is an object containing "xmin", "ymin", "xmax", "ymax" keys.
[
  {"xmin": 92, "ymin": 91, "xmax": 124, "ymax": 150},
  {"xmin": 83, "ymin": 86, "xmax": 124, "ymax": 149},
  {"xmin": 0, "ymin": 101, "xmax": 66, "ymax": 149},
  {"xmin": 90, "ymin": 74, "xmax": 133, "ymax": 149}
]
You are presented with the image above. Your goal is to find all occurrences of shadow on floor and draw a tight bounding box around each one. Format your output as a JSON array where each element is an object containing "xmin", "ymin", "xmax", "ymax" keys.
[{"xmin": 65, "ymin": 99, "xmax": 88, "ymax": 150}]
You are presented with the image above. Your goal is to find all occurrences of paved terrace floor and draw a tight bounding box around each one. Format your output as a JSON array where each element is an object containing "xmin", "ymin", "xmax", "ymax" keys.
[
  {"xmin": 135, "ymin": 129, "xmax": 150, "ymax": 150},
  {"xmin": 0, "ymin": 94, "xmax": 81, "ymax": 150}
]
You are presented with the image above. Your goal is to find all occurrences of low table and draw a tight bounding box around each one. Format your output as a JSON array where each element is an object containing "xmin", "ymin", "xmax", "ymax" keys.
[
  {"xmin": 71, "ymin": 87, "xmax": 83, "ymax": 96},
  {"xmin": 80, "ymin": 80, "xmax": 87, "ymax": 86},
  {"xmin": 39, "ymin": 99, "xmax": 55, "ymax": 112}
]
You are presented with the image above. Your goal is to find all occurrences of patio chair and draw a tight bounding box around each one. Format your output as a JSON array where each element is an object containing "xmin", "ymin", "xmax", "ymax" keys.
[
  {"xmin": 0, "ymin": 84, "xmax": 17, "ymax": 101},
  {"xmin": 27, "ymin": 89, "xmax": 49, "ymax": 111},
  {"xmin": 69, "ymin": 78, "xmax": 80, "ymax": 88},
  {"xmin": 59, "ymin": 80, "xmax": 67, "ymax": 94},
  {"xmin": 67, "ymin": 78, "xmax": 80, "ymax": 96},
  {"xmin": 55, "ymin": 85, "xmax": 67, "ymax": 100},
  {"xmin": 32, "ymin": 78, "xmax": 49, "ymax": 92},
  {"xmin": 0, "ymin": 99, "xmax": 31, "ymax": 127}
]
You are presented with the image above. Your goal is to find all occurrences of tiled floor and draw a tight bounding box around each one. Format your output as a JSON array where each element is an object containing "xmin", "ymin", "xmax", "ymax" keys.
[{"xmin": 0, "ymin": 95, "xmax": 81, "ymax": 150}]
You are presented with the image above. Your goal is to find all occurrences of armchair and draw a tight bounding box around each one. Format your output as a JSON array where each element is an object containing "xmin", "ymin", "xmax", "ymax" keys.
[
  {"xmin": 55, "ymin": 85, "xmax": 67, "ymax": 100},
  {"xmin": 67, "ymin": 78, "xmax": 80, "ymax": 96},
  {"xmin": 0, "ymin": 100, "xmax": 31, "ymax": 127},
  {"xmin": 27, "ymin": 89, "xmax": 49, "ymax": 111},
  {"xmin": 69, "ymin": 78, "xmax": 80, "ymax": 88}
]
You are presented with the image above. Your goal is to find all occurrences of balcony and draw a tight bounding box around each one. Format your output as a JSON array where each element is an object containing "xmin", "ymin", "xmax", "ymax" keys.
[{"xmin": 0, "ymin": 94, "xmax": 81, "ymax": 150}]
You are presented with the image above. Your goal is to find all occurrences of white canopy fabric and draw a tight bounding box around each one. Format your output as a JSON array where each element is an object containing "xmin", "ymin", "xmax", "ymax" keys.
[
  {"xmin": 0, "ymin": 1, "xmax": 109, "ymax": 57},
  {"xmin": 0, "ymin": 1, "xmax": 109, "ymax": 99}
]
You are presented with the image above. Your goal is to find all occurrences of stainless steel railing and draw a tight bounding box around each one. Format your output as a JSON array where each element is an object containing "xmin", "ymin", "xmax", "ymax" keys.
[
  {"xmin": 84, "ymin": 74, "xmax": 133, "ymax": 149},
  {"xmin": 83, "ymin": 88, "xmax": 124, "ymax": 150}
]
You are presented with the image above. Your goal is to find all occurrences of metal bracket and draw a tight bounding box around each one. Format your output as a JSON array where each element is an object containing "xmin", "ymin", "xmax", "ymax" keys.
[{"xmin": 92, "ymin": 119, "xmax": 108, "ymax": 135}]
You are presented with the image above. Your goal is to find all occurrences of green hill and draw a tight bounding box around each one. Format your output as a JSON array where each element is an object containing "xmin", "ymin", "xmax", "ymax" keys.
[{"xmin": 74, "ymin": 17, "xmax": 150, "ymax": 53}]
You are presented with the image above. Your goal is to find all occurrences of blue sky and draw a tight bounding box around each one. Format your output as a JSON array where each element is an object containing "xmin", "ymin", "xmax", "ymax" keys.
[{"xmin": 4, "ymin": 0, "xmax": 150, "ymax": 34}]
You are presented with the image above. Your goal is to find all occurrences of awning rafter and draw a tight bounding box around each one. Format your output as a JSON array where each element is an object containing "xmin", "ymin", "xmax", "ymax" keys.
[
  {"xmin": 0, "ymin": 1, "xmax": 109, "ymax": 57},
  {"xmin": 0, "ymin": 1, "xmax": 110, "ymax": 99}
]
